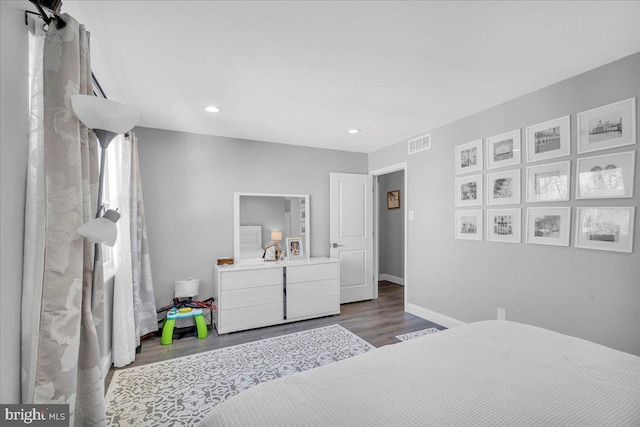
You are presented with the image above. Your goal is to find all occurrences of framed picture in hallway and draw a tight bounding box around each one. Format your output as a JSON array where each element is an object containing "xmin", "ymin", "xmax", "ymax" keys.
[
  {"xmin": 577, "ymin": 97, "xmax": 636, "ymax": 154},
  {"xmin": 387, "ymin": 190, "xmax": 400, "ymax": 209}
]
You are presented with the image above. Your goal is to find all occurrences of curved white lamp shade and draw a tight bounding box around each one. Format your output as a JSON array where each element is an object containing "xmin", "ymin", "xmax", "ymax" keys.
[
  {"xmin": 77, "ymin": 218, "xmax": 117, "ymax": 246},
  {"xmin": 77, "ymin": 209, "xmax": 121, "ymax": 247},
  {"xmin": 71, "ymin": 94, "xmax": 139, "ymax": 134}
]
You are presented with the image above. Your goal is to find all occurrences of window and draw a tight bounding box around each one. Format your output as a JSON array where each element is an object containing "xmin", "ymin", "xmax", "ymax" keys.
[{"xmin": 98, "ymin": 143, "xmax": 115, "ymax": 274}]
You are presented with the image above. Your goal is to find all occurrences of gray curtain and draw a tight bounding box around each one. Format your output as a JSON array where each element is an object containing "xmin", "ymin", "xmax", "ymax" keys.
[{"xmin": 22, "ymin": 14, "xmax": 106, "ymax": 426}]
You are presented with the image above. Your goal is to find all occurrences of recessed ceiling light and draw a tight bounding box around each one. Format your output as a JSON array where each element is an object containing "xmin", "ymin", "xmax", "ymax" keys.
[
  {"xmin": 205, "ymin": 105, "xmax": 221, "ymax": 113},
  {"xmin": 347, "ymin": 129, "xmax": 361, "ymax": 134}
]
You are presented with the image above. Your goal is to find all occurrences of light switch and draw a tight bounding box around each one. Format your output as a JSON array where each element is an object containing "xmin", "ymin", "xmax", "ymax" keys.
[{"xmin": 408, "ymin": 211, "xmax": 414, "ymax": 221}]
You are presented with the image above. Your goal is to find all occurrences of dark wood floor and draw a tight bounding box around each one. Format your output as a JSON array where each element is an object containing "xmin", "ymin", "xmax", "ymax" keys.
[{"xmin": 105, "ymin": 281, "xmax": 444, "ymax": 387}]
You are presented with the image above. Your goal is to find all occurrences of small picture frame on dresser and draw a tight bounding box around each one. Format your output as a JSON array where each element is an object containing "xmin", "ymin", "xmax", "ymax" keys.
[{"xmin": 286, "ymin": 237, "xmax": 304, "ymax": 259}]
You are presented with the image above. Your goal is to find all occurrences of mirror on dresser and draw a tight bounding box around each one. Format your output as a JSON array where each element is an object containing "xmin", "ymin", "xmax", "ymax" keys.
[{"xmin": 233, "ymin": 192, "xmax": 310, "ymax": 263}]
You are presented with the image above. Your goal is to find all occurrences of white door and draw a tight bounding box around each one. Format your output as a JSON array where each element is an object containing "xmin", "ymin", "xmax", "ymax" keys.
[{"xmin": 330, "ymin": 172, "xmax": 374, "ymax": 303}]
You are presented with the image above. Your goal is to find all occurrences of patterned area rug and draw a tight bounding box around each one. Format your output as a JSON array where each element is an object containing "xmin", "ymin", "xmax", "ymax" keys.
[
  {"xmin": 396, "ymin": 327, "xmax": 440, "ymax": 341},
  {"xmin": 105, "ymin": 324, "xmax": 374, "ymax": 426}
]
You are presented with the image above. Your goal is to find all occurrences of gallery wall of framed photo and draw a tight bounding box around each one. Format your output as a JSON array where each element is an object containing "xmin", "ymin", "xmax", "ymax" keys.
[{"xmin": 454, "ymin": 97, "xmax": 636, "ymax": 253}]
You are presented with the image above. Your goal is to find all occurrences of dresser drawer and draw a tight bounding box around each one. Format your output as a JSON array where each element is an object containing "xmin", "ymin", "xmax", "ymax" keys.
[
  {"xmin": 220, "ymin": 267, "xmax": 282, "ymax": 290},
  {"xmin": 288, "ymin": 294, "xmax": 340, "ymax": 320},
  {"xmin": 220, "ymin": 303, "xmax": 283, "ymax": 333},
  {"xmin": 222, "ymin": 284, "xmax": 282, "ymax": 309},
  {"xmin": 287, "ymin": 263, "xmax": 338, "ymax": 283},
  {"xmin": 287, "ymin": 279, "xmax": 339, "ymax": 301}
]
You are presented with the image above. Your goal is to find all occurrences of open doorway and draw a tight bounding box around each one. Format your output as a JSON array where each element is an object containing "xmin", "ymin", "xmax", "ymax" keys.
[{"xmin": 370, "ymin": 163, "xmax": 407, "ymax": 305}]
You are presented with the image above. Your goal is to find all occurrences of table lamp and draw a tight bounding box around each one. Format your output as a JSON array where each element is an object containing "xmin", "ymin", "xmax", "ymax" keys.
[{"xmin": 271, "ymin": 231, "xmax": 282, "ymax": 253}]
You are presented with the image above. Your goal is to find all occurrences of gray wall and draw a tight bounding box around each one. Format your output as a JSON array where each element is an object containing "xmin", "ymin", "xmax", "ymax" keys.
[
  {"xmin": 369, "ymin": 52, "xmax": 640, "ymax": 356},
  {"xmin": 378, "ymin": 170, "xmax": 404, "ymax": 281},
  {"xmin": 134, "ymin": 127, "xmax": 368, "ymax": 306},
  {"xmin": 0, "ymin": 1, "xmax": 28, "ymax": 403}
]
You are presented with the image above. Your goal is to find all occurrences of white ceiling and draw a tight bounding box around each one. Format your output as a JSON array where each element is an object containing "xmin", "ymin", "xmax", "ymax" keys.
[{"xmin": 61, "ymin": 1, "xmax": 640, "ymax": 153}]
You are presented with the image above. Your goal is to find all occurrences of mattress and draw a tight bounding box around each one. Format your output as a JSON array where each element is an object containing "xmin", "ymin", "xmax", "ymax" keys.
[{"xmin": 197, "ymin": 320, "xmax": 640, "ymax": 426}]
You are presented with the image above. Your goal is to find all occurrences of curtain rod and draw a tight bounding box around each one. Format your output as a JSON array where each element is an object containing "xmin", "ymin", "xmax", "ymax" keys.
[
  {"xmin": 26, "ymin": 0, "xmax": 65, "ymax": 29},
  {"xmin": 25, "ymin": 5, "xmax": 109, "ymax": 100}
]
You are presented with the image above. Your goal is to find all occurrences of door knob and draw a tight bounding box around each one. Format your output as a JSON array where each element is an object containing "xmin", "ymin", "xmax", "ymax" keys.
[{"xmin": 331, "ymin": 243, "xmax": 344, "ymax": 248}]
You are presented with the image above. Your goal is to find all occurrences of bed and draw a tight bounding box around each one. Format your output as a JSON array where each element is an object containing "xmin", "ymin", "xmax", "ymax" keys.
[{"xmin": 198, "ymin": 320, "xmax": 640, "ymax": 426}]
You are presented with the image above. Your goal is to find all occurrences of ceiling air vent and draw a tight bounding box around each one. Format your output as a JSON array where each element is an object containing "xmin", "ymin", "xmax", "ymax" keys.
[{"xmin": 408, "ymin": 133, "xmax": 431, "ymax": 154}]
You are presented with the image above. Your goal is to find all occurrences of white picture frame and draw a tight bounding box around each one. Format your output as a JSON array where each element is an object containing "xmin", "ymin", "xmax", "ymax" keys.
[
  {"xmin": 454, "ymin": 174, "xmax": 483, "ymax": 207},
  {"xmin": 487, "ymin": 208, "xmax": 521, "ymax": 243},
  {"xmin": 286, "ymin": 237, "xmax": 304, "ymax": 258},
  {"xmin": 526, "ymin": 115, "xmax": 571, "ymax": 163},
  {"xmin": 575, "ymin": 207, "xmax": 635, "ymax": 253},
  {"xmin": 577, "ymin": 97, "xmax": 636, "ymax": 154},
  {"xmin": 576, "ymin": 151, "xmax": 635, "ymax": 199},
  {"xmin": 486, "ymin": 169, "xmax": 521, "ymax": 205},
  {"xmin": 486, "ymin": 129, "xmax": 521, "ymax": 169},
  {"xmin": 455, "ymin": 210, "xmax": 483, "ymax": 241},
  {"xmin": 526, "ymin": 207, "xmax": 571, "ymax": 247},
  {"xmin": 455, "ymin": 139, "xmax": 483, "ymax": 175},
  {"xmin": 526, "ymin": 161, "xmax": 570, "ymax": 203}
]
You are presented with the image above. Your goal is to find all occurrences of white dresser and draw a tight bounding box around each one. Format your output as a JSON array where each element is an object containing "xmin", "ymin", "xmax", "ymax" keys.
[{"xmin": 213, "ymin": 257, "xmax": 340, "ymax": 334}]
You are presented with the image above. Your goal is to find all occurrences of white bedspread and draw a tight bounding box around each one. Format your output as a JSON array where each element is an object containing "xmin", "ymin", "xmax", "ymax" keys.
[{"xmin": 198, "ymin": 320, "xmax": 640, "ymax": 426}]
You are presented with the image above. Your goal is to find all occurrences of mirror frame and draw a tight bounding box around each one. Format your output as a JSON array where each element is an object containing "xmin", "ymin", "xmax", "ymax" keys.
[{"xmin": 234, "ymin": 192, "xmax": 311, "ymax": 263}]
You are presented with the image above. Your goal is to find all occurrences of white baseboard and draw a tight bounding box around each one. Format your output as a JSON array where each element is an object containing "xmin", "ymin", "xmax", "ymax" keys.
[
  {"xmin": 379, "ymin": 274, "xmax": 404, "ymax": 285},
  {"xmin": 101, "ymin": 351, "xmax": 112, "ymax": 380},
  {"xmin": 405, "ymin": 303, "xmax": 467, "ymax": 329}
]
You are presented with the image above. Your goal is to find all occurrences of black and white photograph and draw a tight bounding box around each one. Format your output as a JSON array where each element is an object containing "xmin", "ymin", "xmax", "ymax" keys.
[
  {"xmin": 487, "ymin": 208, "xmax": 521, "ymax": 243},
  {"xmin": 455, "ymin": 174, "xmax": 483, "ymax": 207},
  {"xmin": 575, "ymin": 207, "xmax": 635, "ymax": 253},
  {"xmin": 526, "ymin": 207, "xmax": 571, "ymax": 246},
  {"xmin": 455, "ymin": 139, "xmax": 483, "ymax": 174},
  {"xmin": 486, "ymin": 169, "xmax": 521, "ymax": 205},
  {"xmin": 486, "ymin": 129, "xmax": 521, "ymax": 169},
  {"xmin": 462, "ymin": 147, "xmax": 478, "ymax": 167},
  {"xmin": 526, "ymin": 161, "xmax": 570, "ymax": 202},
  {"xmin": 576, "ymin": 151, "xmax": 635, "ymax": 199},
  {"xmin": 526, "ymin": 116, "xmax": 571, "ymax": 162},
  {"xmin": 455, "ymin": 210, "xmax": 483, "ymax": 240},
  {"xmin": 577, "ymin": 97, "xmax": 636, "ymax": 153}
]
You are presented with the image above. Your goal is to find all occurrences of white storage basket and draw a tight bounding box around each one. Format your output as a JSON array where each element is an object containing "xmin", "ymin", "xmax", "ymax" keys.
[{"xmin": 174, "ymin": 278, "xmax": 200, "ymax": 298}]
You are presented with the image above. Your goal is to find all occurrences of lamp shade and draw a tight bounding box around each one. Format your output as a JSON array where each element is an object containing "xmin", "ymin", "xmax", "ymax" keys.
[
  {"xmin": 71, "ymin": 94, "xmax": 139, "ymax": 134},
  {"xmin": 77, "ymin": 209, "xmax": 121, "ymax": 247},
  {"xmin": 271, "ymin": 231, "xmax": 282, "ymax": 241}
]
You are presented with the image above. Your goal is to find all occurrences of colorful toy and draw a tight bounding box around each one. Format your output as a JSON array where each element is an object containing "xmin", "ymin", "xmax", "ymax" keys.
[{"xmin": 161, "ymin": 307, "xmax": 208, "ymax": 345}]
